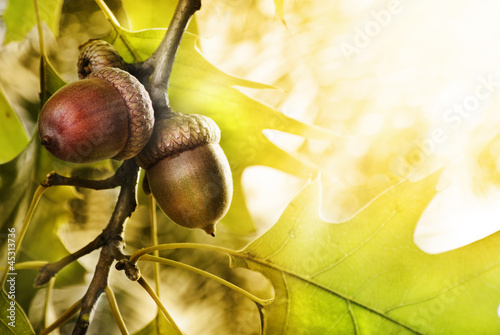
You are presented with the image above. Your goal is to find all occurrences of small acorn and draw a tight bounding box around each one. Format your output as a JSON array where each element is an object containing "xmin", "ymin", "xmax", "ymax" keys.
[
  {"xmin": 136, "ymin": 113, "xmax": 233, "ymax": 236},
  {"xmin": 77, "ymin": 40, "xmax": 128, "ymax": 79},
  {"xmin": 39, "ymin": 67, "xmax": 154, "ymax": 163}
]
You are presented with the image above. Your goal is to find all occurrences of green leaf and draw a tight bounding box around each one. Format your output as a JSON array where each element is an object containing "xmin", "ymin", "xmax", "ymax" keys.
[
  {"xmin": 0, "ymin": 291, "xmax": 35, "ymax": 334},
  {"xmin": 0, "ymin": 86, "xmax": 29, "ymax": 164},
  {"xmin": 121, "ymin": 0, "xmax": 198, "ymax": 33},
  {"xmin": 133, "ymin": 313, "xmax": 179, "ymax": 335},
  {"xmin": 40, "ymin": 55, "xmax": 66, "ymax": 104},
  {"xmin": 3, "ymin": 0, "xmax": 63, "ymax": 44},
  {"xmin": 231, "ymin": 172, "xmax": 500, "ymax": 333},
  {"xmin": 0, "ymin": 137, "xmax": 39, "ymax": 242},
  {"xmin": 0, "ymin": 46, "xmax": 64, "ymax": 165},
  {"xmin": 105, "ymin": 28, "xmax": 335, "ymax": 233}
]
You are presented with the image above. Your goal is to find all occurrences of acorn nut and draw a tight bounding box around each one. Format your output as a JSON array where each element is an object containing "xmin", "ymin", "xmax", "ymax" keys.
[
  {"xmin": 136, "ymin": 113, "xmax": 233, "ymax": 236},
  {"xmin": 39, "ymin": 67, "xmax": 154, "ymax": 163},
  {"xmin": 77, "ymin": 40, "xmax": 128, "ymax": 79}
]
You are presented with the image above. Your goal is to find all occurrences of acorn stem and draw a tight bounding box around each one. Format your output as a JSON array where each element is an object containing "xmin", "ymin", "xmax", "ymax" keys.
[
  {"xmin": 39, "ymin": 299, "xmax": 82, "ymax": 335},
  {"xmin": 141, "ymin": 255, "xmax": 273, "ymax": 306},
  {"xmin": 104, "ymin": 287, "xmax": 129, "ymax": 335},
  {"xmin": 137, "ymin": 276, "xmax": 184, "ymax": 335},
  {"xmin": 128, "ymin": 243, "xmax": 241, "ymax": 265},
  {"xmin": 146, "ymin": 0, "xmax": 201, "ymax": 113}
]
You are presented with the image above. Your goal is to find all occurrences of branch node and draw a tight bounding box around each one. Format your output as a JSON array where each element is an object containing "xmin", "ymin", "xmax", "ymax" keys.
[
  {"xmin": 34, "ymin": 264, "xmax": 57, "ymax": 287},
  {"xmin": 41, "ymin": 171, "xmax": 63, "ymax": 187},
  {"xmin": 115, "ymin": 260, "xmax": 141, "ymax": 281}
]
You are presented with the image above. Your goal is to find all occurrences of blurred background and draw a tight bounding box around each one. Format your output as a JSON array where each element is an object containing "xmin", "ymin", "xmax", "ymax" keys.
[
  {"xmin": 2, "ymin": 0, "xmax": 500, "ymax": 334},
  {"xmin": 194, "ymin": 0, "xmax": 500, "ymax": 254}
]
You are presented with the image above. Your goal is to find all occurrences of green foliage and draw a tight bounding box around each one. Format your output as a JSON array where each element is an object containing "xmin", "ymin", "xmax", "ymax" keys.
[
  {"xmin": 0, "ymin": 291, "xmax": 34, "ymax": 334},
  {"xmin": 0, "ymin": 88, "xmax": 29, "ymax": 164},
  {"xmin": 0, "ymin": 140, "xmax": 87, "ymax": 307},
  {"xmin": 233, "ymin": 172, "xmax": 500, "ymax": 334},
  {"xmin": 134, "ymin": 313, "xmax": 178, "ymax": 335},
  {"xmin": 2, "ymin": 0, "xmax": 500, "ymax": 334},
  {"xmin": 0, "ymin": 45, "xmax": 86, "ymax": 314},
  {"xmin": 40, "ymin": 55, "xmax": 67, "ymax": 103},
  {"xmin": 0, "ymin": 139, "xmax": 38, "ymax": 246},
  {"xmin": 3, "ymin": 0, "xmax": 63, "ymax": 44},
  {"xmin": 121, "ymin": 0, "xmax": 197, "ymax": 32}
]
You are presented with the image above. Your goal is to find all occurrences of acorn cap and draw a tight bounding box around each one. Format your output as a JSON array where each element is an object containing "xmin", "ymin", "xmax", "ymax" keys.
[
  {"xmin": 88, "ymin": 67, "xmax": 155, "ymax": 160},
  {"xmin": 136, "ymin": 113, "xmax": 221, "ymax": 169},
  {"xmin": 78, "ymin": 40, "xmax": 127, "ymax": 79}
]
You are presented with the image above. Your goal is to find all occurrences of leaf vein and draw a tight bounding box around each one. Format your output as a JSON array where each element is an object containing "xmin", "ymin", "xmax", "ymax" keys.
[
  {"xmin": 240, "ymin": 255, "xmax": 423, "ymax": 334},
  {"xmin": 347, "ymin": 300, "xmax": 360, "ymax": 335},
  {"xmin": 385, "ymin": 259, "xmax": 500, "ymax": 313}
]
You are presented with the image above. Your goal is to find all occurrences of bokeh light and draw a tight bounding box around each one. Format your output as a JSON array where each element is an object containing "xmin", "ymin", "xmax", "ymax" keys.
[{"xmin": 197, "ymin": 0, "xmax": 500, "ymax": 252}]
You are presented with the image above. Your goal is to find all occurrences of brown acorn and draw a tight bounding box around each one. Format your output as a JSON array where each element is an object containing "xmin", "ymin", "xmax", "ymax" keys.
[
  {"xmin": 136, "ymin": 113, "xmax": 233, "ymax": 236},
  {"xmin": 39, "ymin": 67, "xmax": 154, "ymax": 163},
  {"xmin": 77, "ymin": 40, "xmax": 128, "ymax": 79}
]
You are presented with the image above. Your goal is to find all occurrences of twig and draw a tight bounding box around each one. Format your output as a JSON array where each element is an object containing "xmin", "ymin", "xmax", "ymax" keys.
[
  {"xmin": 148, "ymin": 195, "xmax": 163, "ymax": 335},
  {"xmin": 149, "ymin": 195, "xmax": 161, "ymax": 295},
  {"xmin": 42, "ymin": 277, "xmax": 55, "ymax": 330},
  {"xmin": 41, "ymin": 161, "xmax": 129, "ymax": 190},
  {"xmin": 144, "ymin": 0, "xmax": 202, "ymax": 113},
  {"xmin": 34, "ymin": 234, "xmax": 106, "ymax": 287},
  {"xmin": 71, "ymin": 160, "xmax": 139, "ymax": 335},
  {"xmin": 35, "ymin": 160, "xmax": 139, "ymax": 288},
  {"xmin": 72, "ymin": 243, "xmax": 116, "ymax": 334},
  {"xmin": 105, "ymin": 286, "xmax": 129, "ymax": 335},
  {"xmin": 100, "ymin": 161, "xmax": 140, "ymax": 236}
]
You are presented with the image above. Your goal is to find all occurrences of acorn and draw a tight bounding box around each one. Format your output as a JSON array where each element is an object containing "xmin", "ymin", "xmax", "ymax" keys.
[
  {"xmin": 136, "ymin": 113, "xmax": 233, "ymax": 236},
  {"xmin": 39, "ymin": 67, "xmax": 154, "ymax": 163},
  {"xmin": 77, "ymin": 40, "xmax": 128, "ymax": 79}
]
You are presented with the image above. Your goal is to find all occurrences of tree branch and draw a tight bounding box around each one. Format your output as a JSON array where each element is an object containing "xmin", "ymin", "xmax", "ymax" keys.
[
  {"xmin": 41, "ymin": 162, "xmax": 129, "ymax": 190},
  {"xmin": 35, "ymin": 160, "xmax": 139, "ymax": 288},
  {"xmin": 143, "ymin": 0, "xmax": 201, "ymax": 114},
  {"xmin": 34, "ymin": 234, "xmax": 106, "ymax": 287},
  {"xmin": 71, "ymin": 159, "xmax": 139, "ymax": 335},
  {"xmin": 72, "ymin": 243, "xmax": 115, "ymax": 335}
]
